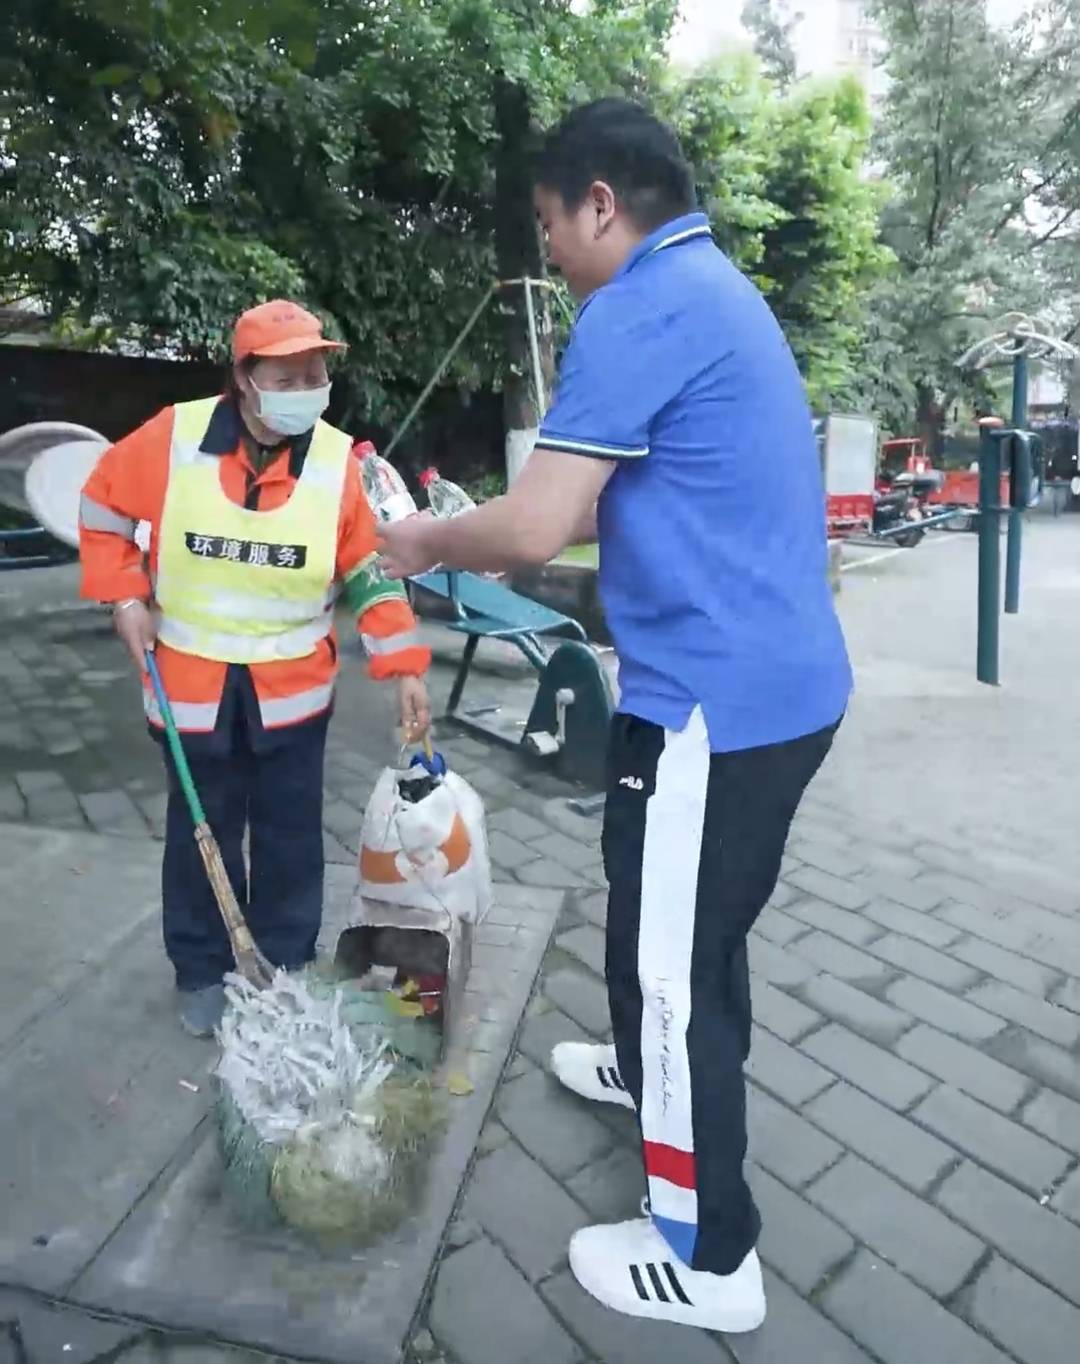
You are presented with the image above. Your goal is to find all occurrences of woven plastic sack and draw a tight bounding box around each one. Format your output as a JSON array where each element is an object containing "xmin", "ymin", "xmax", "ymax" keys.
[
  {"xmin": 359, "ymin": 761, "xmax": 491, "ymax": 924},
  {"xmin": 215, "ymin": 968, "xmax": 442, "ymax": 1243}
]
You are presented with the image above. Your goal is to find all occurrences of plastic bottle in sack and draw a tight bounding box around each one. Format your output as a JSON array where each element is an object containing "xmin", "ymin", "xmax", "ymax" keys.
[
  {"xmin": 356, "ymin": 444, "xmax": 419, "ymax": 524},
  {"xmin": 419, "ymin": 467, "xmax": 476, "ymax": 519}
]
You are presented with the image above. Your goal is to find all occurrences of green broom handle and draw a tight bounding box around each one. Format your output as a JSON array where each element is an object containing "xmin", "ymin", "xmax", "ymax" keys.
[{"xmin": 144, "ymin": 649, "xmax": 208, "ymax": 826}]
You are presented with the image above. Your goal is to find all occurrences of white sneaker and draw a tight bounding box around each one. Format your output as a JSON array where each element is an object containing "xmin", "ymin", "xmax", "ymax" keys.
[
  {"xmin": 569, "ymin": 1218, "xmax": 766, "ymax": 1333},
  {"xmin": 551, "ymin": 1042, "xmax": 635, "ymax": 1110}
]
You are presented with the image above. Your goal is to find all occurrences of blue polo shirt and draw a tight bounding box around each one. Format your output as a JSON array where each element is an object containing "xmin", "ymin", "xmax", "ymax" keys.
[{"xmin": 538, "ymin": 212, "xmax": 851, "ymax": 752}]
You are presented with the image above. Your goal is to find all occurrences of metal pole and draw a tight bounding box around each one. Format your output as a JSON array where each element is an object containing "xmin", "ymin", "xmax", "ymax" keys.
[
  {"xmin": 384, "ymin": 283, "xmax": 498, "ymax": 458},
  {"xmin": 977, "ymin": 423, "xmax": 1003, "ymax": 685},
  {"xmin": 1004, "ymin": 348, "xmax": 1027, "ymax": 614},
  {"xmin": 522, "ymin": 279, "xmax": 548, "ymax": 419}
]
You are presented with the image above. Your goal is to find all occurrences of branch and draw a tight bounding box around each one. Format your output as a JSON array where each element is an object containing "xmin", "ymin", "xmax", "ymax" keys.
[{"xmin": 1033, "ymin": 205, "xmax": 1080, "ymax": 246}]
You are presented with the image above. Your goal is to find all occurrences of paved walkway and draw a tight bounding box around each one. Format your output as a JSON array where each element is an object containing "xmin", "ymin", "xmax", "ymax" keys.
[{"xmin": 2, "ymin": 515, "xmax": 1080, "ymax": 1364}]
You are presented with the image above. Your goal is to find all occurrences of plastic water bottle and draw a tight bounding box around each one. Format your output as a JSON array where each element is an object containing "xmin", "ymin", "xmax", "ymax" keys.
[
  {"xmin": 356, "ymin": 444, "xmax": 419, "ymax": 524},
  {"xmin": 419, "ymin": 467, "xmax": 476, "ymax": 519}
]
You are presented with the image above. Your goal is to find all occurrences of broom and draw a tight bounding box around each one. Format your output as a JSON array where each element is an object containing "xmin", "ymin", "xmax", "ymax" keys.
[{"xmin": 145, "ymin": 649, "xmax": 274, "ymax": 988}]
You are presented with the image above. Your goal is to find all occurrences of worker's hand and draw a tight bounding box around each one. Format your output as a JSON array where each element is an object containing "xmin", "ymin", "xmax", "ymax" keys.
[
  {"xmin": 397, "ymin": 675, "xmax": 432, "ymax": 744},
  {"xmin": 114, "ymin": 599, "xmax": 158, "ymax": 670},
  {"xmin": 377, "ymin": 512, "xmax": 441, "ymax": 580}
]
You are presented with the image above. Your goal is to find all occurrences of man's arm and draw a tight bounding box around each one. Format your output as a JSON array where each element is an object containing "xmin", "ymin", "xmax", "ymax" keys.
[{"xmin": 378, "ymin": 447, "xmax": 613, "ymax": 579}]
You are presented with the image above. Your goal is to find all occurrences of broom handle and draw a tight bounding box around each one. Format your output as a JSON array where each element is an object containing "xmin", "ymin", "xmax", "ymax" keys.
[{"xmin": 144, "ymin": 650, "xmax": 207, "ymax": 826}]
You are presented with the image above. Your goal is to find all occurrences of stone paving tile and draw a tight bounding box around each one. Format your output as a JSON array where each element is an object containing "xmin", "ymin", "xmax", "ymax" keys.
[
  {"xmin": 747, "ymin": 935, "xmax": 817, "ymax": 988},
  {"xmin": 800, "ymin": 1022, "xmax": 934, "ymax": 1110},
  {"xmin": 749, "ymin": 1165, "xmax": 854, "ymax": 1295},
  {"xmin": 464, "ymin": 1142, "xmax": 591, "ymax": 1282},
  {"xmin": 77, "ymin": 788, "xmax": 147, "ymax": 835},
  {"xmin": 884, "ymin": 976, "xmax": 1005, "ymax": 1044},
  {"xmin": 542, "ymin": 967, "xmax": 610, "ymax": 1037},
  {"xmin": 540, "ymin": 1271, "xmax": 731, "ymax": 1364},
  {"xmin": 487, "ymin": 829, "xmax": 542, "ymax": 873},
  {"xmin": 1019, "ymin": 1087, "xmax": 1080, "ymax": 1150},
  {"xmin": 780, "ymin": 895, "xmax": 882, "ymax": 945},
  {"xmin": 764, "ymin": 881, "xmax": 803, "ymax": 912},
  {"xmin": 726, "ymin": 1269, "xmax": 875, "ymax": 1364},
  {"xmin": 496, "ymin": 1069, "xmax": 613, "ymax": 1179},
  {"xmin": 529, "ymin": 831, "xmax": 601, "ymax": 873},
  {"xmin": 746, "ymin": 1025, "xmax": 833, "ymax": 1107},
  {"xmin": 786, "ymin": 838, "xmax": 865, "ymax": 879},
  {"xmin": 966, "ymin": 979, "xmax": 1080, "ymax": 1048},
  {"xmin": 556, "ymin": 925, "xmax": 606, "ymax": 977},
  {"xmin": 791, "ymin": 930, "xmax": 893, "ymax": 984},
  {"xmin": 1050, "ymin": 1165, "xmax": 1080, "ymax": 1221},
  {"xmin": 948, "ymin": 934, "xmax": 1063, "ymax": 998},
  {"xmin": 1052, "ymin": 976, "xmax": 1080, "ymax": 1012},
  {"xmin": 565, "ymin": 1146, "xmax": 645, "ymax": 1223},
  {"xmin": 804, "ymin": 1082, "xmax": 955, "ymax": 1192},
  {"xmin": 895, "ymin": 1025, "xmax": 1033, "ymax": 1114},
  {"xmin": 806, "ymin": 1153, "xmax": 983, "ymax": 1296},
  {"xmin": 821, "ymin": 1251, "xmax": 1011, "ymax": 1364},
  {"xmin": 516, "ymin": 1006, "xmax": 591, "ymax": 1069},
  {"xmin": 516, "ymin": 859, "xmax": 596, "ymax": 890},
  {"xmin": 962, "ymin": 1255, "xmax": 1080, "ymax": 1364},
  {"xmin": 865, "ymin": 932, "xmax": 980, "ymax": 991},
  {"xmin": 857, "ymin": 895, "xmax": 960, "ymax": 948},
  {"xmin": 795, "ymin": 975, "xmax": 912, "ymax": 1046},
  {"xmin": 911, "ymin": 1086, "xmax": 1071, "ymax": 1195},
  {"xmin": 485, "ymin": 807, "xmax": 553, "ymax": 843},
  {"xmin": 0, "ymin": 1289, "xmax": 141, "ymax": 1364},
  {"xmin": 752, "ymin": 907, "xmax": 809, "ymax": 947},
  {"xmin": 430, "ymin": 1238, "xmax": 584, "ymax": 1364},
  {"xmin": 749, "ymin": 979, "xmax": 823, "ymax": 1043},
  {"xmin": 935, "ymin": 1161, "xmax": 1080, "ymax": 1306},
  {"xmin": 784, "ymin": 866, "xmax": 870, "ymax": 912},
  {"xmin": 747, "ymin": 1083, "xmax": 842, "ymax": 1188}
]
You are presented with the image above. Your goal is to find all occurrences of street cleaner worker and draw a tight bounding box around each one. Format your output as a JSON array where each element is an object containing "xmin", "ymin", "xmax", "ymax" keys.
[
  {"xmin": 78, "ymin": 300, "xmax": 432, "ymax": 1038},
  {"xmin": 378, "ymin": 102, "xmax": 851, "ymax": 1334}
]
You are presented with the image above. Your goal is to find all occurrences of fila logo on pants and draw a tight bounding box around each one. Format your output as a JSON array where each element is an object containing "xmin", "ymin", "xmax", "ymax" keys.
[{"xmin": 638, "ymin": 708, "xmax": 711, "ymax": 1264}]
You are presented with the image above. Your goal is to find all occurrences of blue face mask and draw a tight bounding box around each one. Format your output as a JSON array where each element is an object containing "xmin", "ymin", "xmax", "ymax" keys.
[{"xmin": 252, "ymin": 381, "xmax": 331, "ymax": 437}]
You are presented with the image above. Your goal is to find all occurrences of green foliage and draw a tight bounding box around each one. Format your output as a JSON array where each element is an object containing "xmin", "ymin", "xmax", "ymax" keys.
[
  {"xmin": 667, "ymin": 60, "xmax": 889, "ymax": 411},
  {"xmin": 863, "ymin": 0, "xmax": 1080, "ymax": 439},
  {"xmin": 740, "ymin": 0, "xmax": 802, "ymax": 90},
  {"xmin": 1, "ymin": 0, "xmax": 676, "ymax": 430}
]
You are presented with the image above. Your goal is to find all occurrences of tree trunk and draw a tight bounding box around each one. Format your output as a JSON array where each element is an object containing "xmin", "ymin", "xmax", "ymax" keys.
[
  {"xmin": 915, "ymin": 382, "xmax": 945, "ymax": 460},
  {"xmin": 493, "ymin": 74, "xmax": 555, "ymax": 485}
]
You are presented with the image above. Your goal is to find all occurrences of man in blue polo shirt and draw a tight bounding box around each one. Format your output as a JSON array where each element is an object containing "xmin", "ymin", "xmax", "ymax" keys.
[{"xmin": 380, "ymin": 98, "xmax": 851, "ymax": 1333}]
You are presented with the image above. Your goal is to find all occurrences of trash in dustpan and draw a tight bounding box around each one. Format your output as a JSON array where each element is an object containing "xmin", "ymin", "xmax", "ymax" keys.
[{"xmin": 215, "ymin": 965, "xmax": 444, "ymax": 1244}]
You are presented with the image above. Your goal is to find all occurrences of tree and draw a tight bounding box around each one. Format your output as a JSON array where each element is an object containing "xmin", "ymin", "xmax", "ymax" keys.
[
  {"xmin": 740, "ymin": 0, "xmax": 802, "ymax": 90},
  {"xmin": 0, "ymin": 0, "xmax": 676, "ymax": 443},
  {"xmin": 668, "ymin": 58, "xmax": 889, "ymax": 411},
  {"xmin": 864, "ymin": 0, "xmax": 1080, "ymax": 444}
]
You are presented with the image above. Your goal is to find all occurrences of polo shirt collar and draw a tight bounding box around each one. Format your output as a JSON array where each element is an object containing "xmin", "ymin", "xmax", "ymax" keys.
[
  {"xmin": 616, "ymin": 211, "xmax": 713, "ymax": 280},
  {"xmin": 198, "ymin": 395, "xmax": 313, "ymax": 477}
]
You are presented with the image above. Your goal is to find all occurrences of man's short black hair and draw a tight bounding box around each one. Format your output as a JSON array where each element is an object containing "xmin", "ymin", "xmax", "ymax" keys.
[{"xmin": 534, "ymin": 98, "xmax": 696, "ymax": 232}]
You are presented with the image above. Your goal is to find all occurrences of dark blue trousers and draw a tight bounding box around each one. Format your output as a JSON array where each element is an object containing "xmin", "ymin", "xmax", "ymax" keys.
[{"xmin": 160, "ymin": 665, "xmax": 328, "ymax": 991}]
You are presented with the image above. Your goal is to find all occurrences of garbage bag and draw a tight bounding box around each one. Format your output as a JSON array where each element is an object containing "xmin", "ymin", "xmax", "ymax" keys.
[{"xmin": 359, "ymin": 756, "xmax": 491, "ymax": 924}]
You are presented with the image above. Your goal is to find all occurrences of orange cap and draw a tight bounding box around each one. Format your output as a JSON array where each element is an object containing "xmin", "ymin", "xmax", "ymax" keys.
[{"xmin": 232, "ymin": 300, "xmax": 347, "ymax": 362}]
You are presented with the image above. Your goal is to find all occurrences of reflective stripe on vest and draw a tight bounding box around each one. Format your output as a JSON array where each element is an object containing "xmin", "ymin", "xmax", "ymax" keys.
[
  {"xmin": 143, "ymin": 686, "xmax": 220, "ymax": 732},
  {"xmin": 155, "ymin": 398, "xmax": 349, "ymax": 664},
  {"xmin": 80, "ymin": 494, "xmax": 137, "ymax": 539},
  {"xmin": 143, "ymin": 680, "xmax": 333, "ymax": 731},
  {"xmin": 362, "ymin": 628, "xmax": 423, "ymax": 656}
]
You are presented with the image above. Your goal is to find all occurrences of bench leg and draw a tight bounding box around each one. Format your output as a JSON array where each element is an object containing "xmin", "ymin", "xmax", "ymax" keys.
[
  {"xmin": 447, "ymin": 635, "xmax": 479, "ymax": 716},
  {"xmin": 514, "ymin": 633, "xmax": 548, "ymax": 672}
]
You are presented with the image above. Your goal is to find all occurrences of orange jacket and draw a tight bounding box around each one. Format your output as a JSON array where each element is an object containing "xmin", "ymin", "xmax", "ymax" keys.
[{"xmin": 79, "ymin": 398, "xmax": 429, "ymax": 732}]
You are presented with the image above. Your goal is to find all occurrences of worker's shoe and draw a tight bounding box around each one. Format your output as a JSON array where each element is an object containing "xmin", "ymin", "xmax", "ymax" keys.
[
  {"xmin": 178, "ymin": 983, "xmax": 227, "ymax": 1038},
  {"xmin": 569, "ymin": 1218, "xmax": 766, "ymax": 1332},
  {"xmin": 552, "ymin": 1042, "xmax": 635, "ymax": 1110}
]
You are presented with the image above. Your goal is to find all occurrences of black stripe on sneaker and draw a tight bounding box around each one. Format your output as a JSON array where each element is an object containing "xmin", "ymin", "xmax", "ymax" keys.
[
  {"xmin": 629, "ymin": 1264, "xmax": 650, "ymax": 1302},
  {"xmin": 663, "ymin": 1263, "xmax": 693, "ymax": 1306},
  {"xmin": 646, "ymin": 1264, "xmax": 671, "ymax": 1304},
  {"xmin": 596, "ymin": 1066, "xmax": 610, "ymax": 1089},
  {"xmin": 609, "ymin": 1068, "xmax": 626, "ymax": 1091}
]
